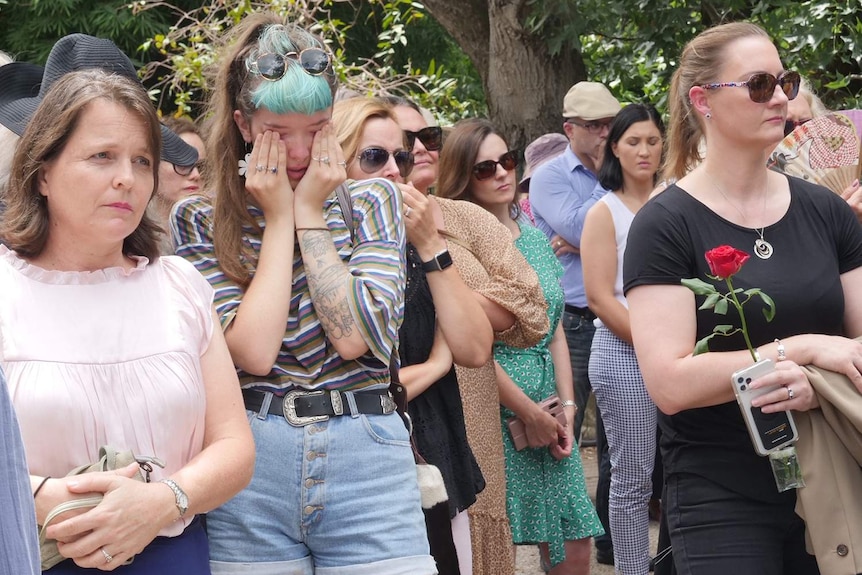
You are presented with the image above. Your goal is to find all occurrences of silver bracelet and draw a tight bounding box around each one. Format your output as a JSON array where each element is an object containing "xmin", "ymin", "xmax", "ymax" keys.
[
  {"xmin": 561, "ymin": 400, "xmax": 576, "ymax": 408},
  {"xmin": 774, "ymin": 338, "xmax": 786, "ymax": 362}
]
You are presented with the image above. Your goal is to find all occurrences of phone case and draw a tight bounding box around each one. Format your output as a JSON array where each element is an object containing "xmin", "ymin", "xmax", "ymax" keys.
[
  {"xmin": 506, "ymin": 395, "xmax": 567, "ymax": 451},
  {"xmin": 731, "ymin": 359, "xmax": 799, "ymax": 456}
]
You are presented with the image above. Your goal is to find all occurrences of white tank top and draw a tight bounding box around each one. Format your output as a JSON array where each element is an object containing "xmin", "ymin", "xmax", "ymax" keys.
[{"xmin": 593, "ymin": 192, "xmax": 635, "ymax": 327}]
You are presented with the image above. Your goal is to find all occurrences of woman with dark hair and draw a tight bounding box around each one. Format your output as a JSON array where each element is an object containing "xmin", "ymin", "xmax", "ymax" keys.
[
  {"xmin": 624, "ymin": 22, "xmax": 862, "ymax": 573},
  {"xmin": 437, "ymin": 118, "xmax": 603, "ymax": 575},
  {"xmin": 0, "ymin": 68, "xmax": 254, "ymax": 574},
  {"xmin": 581, "ymin": 103, "xmax": 664, "ymax": 574},
  {"xmin": 385, "ymin": 99, "xmax": 549, "ymax": 575},
  {"xmin": 171, "ymin": 13, "xmax": 437, "ymax": 575}
]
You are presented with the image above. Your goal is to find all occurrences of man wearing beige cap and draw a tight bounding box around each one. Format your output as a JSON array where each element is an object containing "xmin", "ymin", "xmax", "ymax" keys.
[{"xmin": 530, "ymin": 80, "xmax": 621, "ymax": 566}]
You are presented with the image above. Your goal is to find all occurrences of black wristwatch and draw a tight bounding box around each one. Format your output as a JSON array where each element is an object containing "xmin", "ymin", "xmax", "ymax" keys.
[{"xmin": 421, "ymin": 249, "xmax": 453, "ymax": 273}]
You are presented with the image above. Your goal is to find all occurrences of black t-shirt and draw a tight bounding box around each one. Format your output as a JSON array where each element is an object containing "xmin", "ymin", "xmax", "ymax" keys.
[{"xmin": 623, "ymin": 176, "xmax": 862, "ymax": 502}]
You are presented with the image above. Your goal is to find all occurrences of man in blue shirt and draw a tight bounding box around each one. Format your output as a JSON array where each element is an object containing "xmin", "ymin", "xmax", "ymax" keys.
[{"xmin": 530, "ymin": 81, "xmax": 620, "ymax": 566}]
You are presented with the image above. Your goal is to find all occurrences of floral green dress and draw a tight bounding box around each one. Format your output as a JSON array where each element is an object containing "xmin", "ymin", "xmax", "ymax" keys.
[{"xmin": 494, "ymin": 222, "xmax": 604, "ymax": 567}]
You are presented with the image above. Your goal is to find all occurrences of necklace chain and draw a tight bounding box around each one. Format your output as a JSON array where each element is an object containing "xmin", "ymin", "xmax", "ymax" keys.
[{"xmin": 706, "ymin": 171, "xmax": 774, "ymax": 260}]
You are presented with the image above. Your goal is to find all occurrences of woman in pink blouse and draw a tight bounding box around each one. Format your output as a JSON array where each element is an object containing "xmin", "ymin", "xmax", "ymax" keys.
[{"xmin": 0, "ymin": 69, "xmax": 253, "ymax": 573}]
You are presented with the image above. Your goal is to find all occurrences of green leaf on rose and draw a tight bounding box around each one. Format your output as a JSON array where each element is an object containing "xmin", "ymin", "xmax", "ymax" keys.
[
  {"xmin": 681, "ymin": 278, "xmax": 717, "ymax": 295},
  {"xmin": 693, "ymin": 334, "xmax": 714, "ymax": 355},
  {"xmin": 759, "ymin": 292, "xmax": 776, "ymax": 322},
  {"xmin": 714, "ymin": 324, "xmax": 735, "ymax": 334},
  {"xmin": 698, "ymin": 292, "xmax": 720, "ymax": 311},
  {"xmin": 714, "ymin": 298, "xmax": 728, "ymax": 315}
]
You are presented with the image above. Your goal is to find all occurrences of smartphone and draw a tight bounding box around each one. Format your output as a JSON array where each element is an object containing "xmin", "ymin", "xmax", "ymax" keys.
[{"xmin": 731, "ymin": 359, "xmax": 799, "ymax": 456}]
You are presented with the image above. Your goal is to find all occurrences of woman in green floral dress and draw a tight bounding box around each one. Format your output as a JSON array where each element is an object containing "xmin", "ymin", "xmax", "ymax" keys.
[{"xmin": 436, "ymin": 118, "xmax": 604, "ymax": 574}]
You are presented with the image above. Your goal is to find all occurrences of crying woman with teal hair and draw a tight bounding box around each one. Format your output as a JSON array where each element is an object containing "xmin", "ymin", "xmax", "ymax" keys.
[{"xmin": 171, "ymin": 12, "xmax": 436, "ymax": 575}]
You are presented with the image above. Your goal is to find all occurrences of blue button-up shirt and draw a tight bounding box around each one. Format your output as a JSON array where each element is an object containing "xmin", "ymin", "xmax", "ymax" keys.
[{"xmin": 530, "ymin": 145, "xmax": 609, "ymax": 307}]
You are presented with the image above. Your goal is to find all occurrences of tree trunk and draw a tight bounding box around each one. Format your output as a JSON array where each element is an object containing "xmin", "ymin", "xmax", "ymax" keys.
[{"xmin": 422, "ymin": 0, "xmax": 585, "ymax": 151}]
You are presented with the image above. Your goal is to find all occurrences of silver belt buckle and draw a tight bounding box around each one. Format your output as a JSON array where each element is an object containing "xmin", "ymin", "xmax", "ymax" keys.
[
  {"xmin": 380, "ymin": 391, "xmax": 397, "ymax": 415},
  {"xmin": 283, "ymin": 389, "xmax": 329, "ymax": 427}
]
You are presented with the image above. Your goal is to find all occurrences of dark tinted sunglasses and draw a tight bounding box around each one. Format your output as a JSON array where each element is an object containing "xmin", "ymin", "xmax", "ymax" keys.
[
  {"xmin": 357, "ymin": 147, "xmax": 414, "ymax": 179},
  {"xmin": 701, "ymin": 71, "xmax": 800, "ymax": 104},
  {"xmin": 246, "ymin": 48, "xmax": 330, "ymax": 81},
  {"xmin": 404, "ymin": 127, "xmax": 443, "ymax": 152},
  {"xmin": 784, "ymin": 118, "xmax": 811, "ymax": 136},
  {"xmin": 472, "ymin": 150, "xmax": 519, "ymax": 181},
  {"xmin": 173, "ymin": 160, "xmax": 205, "ymax": 177}
]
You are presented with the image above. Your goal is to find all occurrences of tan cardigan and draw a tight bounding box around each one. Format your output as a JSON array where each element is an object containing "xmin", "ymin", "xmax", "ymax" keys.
[{"xmin": 795, "ymin": 362, "xmax": 862, "ymax": 575}]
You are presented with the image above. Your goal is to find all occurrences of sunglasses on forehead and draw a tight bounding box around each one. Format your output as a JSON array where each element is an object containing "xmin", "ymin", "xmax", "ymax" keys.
[
  {"xmin": 472, "ymin": 150, "xmax": 519, "ymax": 181},
  {"xmin": 357, "ymin": 147, "xmax": 414, "ymax": 180},
  {"xmin": 701, "ymin": 71, "xmax": 800, "ymax": 104},
  {"xmin": 404, "ymin": 127, "xmax": 443, "ymax": 152},
  {"xmin": 246, "ymin": 48, "xmax": 331, "ymax": 81}
]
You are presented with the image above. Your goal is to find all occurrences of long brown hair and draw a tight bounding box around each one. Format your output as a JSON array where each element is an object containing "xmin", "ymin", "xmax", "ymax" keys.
[
  {"xmin": 207, "ymin": 12, "xmax": 337, "ymax": 287},
  {"xmin": 0, "ymin": 69, "xmax": 162, "ymax": 260},
  {"xmin": 663, "ymin": 22, "xmax": 769, "ymax": 181},
  {"xmin": 436, "ymin": 118, "xmax": 520, "ymax": 218}
]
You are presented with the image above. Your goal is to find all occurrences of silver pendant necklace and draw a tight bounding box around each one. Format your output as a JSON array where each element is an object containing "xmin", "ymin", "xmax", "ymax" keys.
[{"xmin": 708, "ymin": 173, "xmax": 773, "ymax": 259}]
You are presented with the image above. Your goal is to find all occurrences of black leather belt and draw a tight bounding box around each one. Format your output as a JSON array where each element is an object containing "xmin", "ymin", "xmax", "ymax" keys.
[
  {"xmin": 243, "ymin": 388, "xmax": 397, "ymax": 426},
  {"xmin": 565, "ymin": 304, "xmax": 596, "ymax": 321}
]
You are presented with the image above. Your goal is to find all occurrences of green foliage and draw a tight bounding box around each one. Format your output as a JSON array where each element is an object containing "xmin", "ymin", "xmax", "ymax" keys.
[
  {"xmin": 527, "ymin": 0, "xmax": 862, "ymax": 114},
  {"xmin": 133, "ymin": 0, "xmax": 482, "ymax": 122},
  {"xmin": 0, "ymin": 0, "xmax": 194, "ymax": 67}
]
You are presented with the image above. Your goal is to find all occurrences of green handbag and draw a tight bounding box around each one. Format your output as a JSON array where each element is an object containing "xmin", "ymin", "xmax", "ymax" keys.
[{"xmin": 39, "ymin": 446, "xmax": 165, "ymax": 571}]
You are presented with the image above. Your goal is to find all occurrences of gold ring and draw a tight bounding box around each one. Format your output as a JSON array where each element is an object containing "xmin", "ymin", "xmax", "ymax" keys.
[{"xmin": 101, "ymin": 548, "xmax": 113, "ymax": 564}]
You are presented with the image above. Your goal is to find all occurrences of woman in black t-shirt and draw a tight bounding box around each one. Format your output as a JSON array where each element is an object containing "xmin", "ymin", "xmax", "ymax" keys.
[{"xmin": 623, "ymin": 22, "xmax": 862, "ymax": 575}]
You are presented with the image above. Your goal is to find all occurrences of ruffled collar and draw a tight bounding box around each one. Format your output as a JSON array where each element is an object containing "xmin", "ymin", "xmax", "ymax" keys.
[{"xmin": 0, "ymin": 244, "xmax": 149, "ymax": 285}]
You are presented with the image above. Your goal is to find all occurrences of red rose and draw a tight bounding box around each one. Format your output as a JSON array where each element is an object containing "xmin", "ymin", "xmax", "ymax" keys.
[{"xmin": 704, "ymin": 245, "xmax": 750, "ymax": 279}]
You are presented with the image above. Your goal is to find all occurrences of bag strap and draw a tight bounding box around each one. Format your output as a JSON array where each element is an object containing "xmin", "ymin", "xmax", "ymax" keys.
[{"xmin": 335, "ymin": 183, "xmax": 355, "ymax": 244}]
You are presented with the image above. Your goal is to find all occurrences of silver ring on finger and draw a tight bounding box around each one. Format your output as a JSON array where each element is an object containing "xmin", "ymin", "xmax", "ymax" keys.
[
  {"xmin": 321, "ymin": 156, "xmax": 330, "ymax": 165},
  {"xmin": 255, "ymin": 164, "xmax": 266, "ymax": 173},
  {"xmin": 338, "ymin": 160, "xmax": 347, "ymax": 168},
  {"xmin": 787, "ymin": 387, "xmax": 794, "ymax": 400},
  {"xmin": 404, "ymin": 206, "xmax": 413, "ymax": 217},
  {"xmin": 101, "ymin": 548, "xmax": 113, "ymax": 564},
  {"xmin": 269, "ymin": 167, "xmax": 278, "ymax": 174}
]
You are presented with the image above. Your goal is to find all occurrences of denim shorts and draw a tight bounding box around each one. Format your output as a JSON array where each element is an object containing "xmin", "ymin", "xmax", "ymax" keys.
[{"xmin": 208, "ymin": 406, "xmax": 437, "ymax": 575}]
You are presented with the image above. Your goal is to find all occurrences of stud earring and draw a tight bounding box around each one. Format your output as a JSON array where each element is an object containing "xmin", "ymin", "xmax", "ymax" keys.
[{"xmin": 705, "ymin": 112, "xmax": 712, "ymax": 120}]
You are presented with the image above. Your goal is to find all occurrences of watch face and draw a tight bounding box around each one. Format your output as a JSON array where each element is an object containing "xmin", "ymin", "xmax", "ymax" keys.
[{"xmin": 437, "ymin": 250, "xmax": 453, "ymax": 270}]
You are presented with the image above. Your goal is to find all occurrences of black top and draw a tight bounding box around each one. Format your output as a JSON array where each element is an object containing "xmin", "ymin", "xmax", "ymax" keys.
[
  {"xmin": 399, "ymin": 243, "xmax": 485, "ymax": 517},
  {"xmin": 623, "ymin": 176, "xmax": 862, "ymax": 502}
]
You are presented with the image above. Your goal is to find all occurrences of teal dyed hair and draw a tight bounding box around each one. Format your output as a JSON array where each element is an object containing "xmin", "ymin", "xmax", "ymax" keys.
[{"xmin": 248, "ymin": 25, "xmax": 334, "ymax": 115}]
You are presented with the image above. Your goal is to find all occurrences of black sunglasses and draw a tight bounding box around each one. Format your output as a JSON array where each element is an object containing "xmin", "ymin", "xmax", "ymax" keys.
[
  {"xmin": 784, "ymin": 118, "xmax": 811, "ymax": 137},
  {"xmin": 701, "ymin": 71, "xmax": 801, "ymax": 104},
  {"xmin": 357, "ymin": 147, "xmax": 414, "ymax": 179},
  {"xmin": 472, "ymin": 150, "xmax": 519, "ymax": 181},
  {"xmin": 404, "ymin": 127, "xmax": 443, "ymax": 152},
  {"xmin": 246, "ymin": 48, "xmax": 330, "ymax": 81},
  {"xmin": 173, "ymin": 160, "xmax": 205, "ymax": 177}
]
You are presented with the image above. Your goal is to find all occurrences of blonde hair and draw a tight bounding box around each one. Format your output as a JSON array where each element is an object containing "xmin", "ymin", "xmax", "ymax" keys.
[
  {"xmin": 0, "ymin": 69, "xmax": 162, "ymax": 259},
  {"xmin": 332, "ymin": 98, "xmax": 403, "ymax": 166},
  {"xmin": 663, "ymin": 22, "xmax": 770, "ymax": 181},
  {"xmin": 206, "ymin": 12, "xmax": 337, "ymax": 287},
  {"xmin": 797, "ymin": 76, "xmax": 829, "ymax": 118}
]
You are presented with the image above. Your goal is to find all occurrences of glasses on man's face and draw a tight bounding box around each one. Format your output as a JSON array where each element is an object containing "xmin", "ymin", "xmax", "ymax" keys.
[
  {"xmin": 357, "ymin": 147, "xmax": 414, "ymax": 179},
  {"xmin": 701, "ymin": 71, "xmax": 801, "ymax": 104},
  {"xmin": 246, "ymin": 48, "xmax": 331, "ymax": 81},
  {"xmin": 566, "ymin": 118, "xmax": 613, "ymax": 134},
  {"xmin": 472, "ymin": 150, "xmax": 519, "ymax": 181},
  {"xmin": 404, "ymin": 127, "xmax": 443, "ymax": 152},
  {"xmin": 784, "ymin": 118, "xmax": 811, "ymax": 136},
  {"xmin": 173, "ymin": 160, "xmax": 205, "ymax": 177}
]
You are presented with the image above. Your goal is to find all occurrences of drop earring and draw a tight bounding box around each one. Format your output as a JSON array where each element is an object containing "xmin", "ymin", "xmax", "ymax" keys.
[{"xmin": 238, "ymin": 142, "xmax": 252, "ymax": 177}]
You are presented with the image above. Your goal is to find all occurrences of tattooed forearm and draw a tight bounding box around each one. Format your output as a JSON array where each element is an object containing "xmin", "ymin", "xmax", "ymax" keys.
[{"xmin": 301, "ymin": 230, "xmax": 355, "ymax": 339}]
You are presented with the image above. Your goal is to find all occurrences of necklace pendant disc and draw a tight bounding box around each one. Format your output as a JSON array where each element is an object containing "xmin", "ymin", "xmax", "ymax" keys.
[{"xmin": 755, "ymin": 238, "xmax": 774, "ymax": 259}]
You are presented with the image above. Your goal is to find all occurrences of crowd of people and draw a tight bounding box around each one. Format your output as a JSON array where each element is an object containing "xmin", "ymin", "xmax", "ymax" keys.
[{"xmin": 1, "ymin": 12, "xmax": 861, "ymax": 575}]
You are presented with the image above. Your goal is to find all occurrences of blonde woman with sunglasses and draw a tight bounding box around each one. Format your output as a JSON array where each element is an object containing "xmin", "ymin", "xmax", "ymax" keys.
[
  {"xmin": 171, "ymin": 13, "xmax": 436, "ymax": 575},
  {"xmin": 624, "ymin": 22, "xmax": 862, "ymax": 574}
]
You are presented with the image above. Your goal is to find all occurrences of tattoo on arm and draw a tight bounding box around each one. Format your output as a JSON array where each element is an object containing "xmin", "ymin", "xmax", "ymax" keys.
[{"xmin": 301, "ymin": 230, "xmax": 354, "ymax": 339}]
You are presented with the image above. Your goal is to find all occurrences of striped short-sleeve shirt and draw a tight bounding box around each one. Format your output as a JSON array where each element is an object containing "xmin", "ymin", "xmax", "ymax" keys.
[{"xmin": 171, "ymin": 178, "xmax": 405, "ymax": 392}]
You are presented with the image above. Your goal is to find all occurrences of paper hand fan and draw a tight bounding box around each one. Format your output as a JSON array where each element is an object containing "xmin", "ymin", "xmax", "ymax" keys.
[{"xmin": 768, "ymin": 110, "xmax": 862, "ymax": 195}]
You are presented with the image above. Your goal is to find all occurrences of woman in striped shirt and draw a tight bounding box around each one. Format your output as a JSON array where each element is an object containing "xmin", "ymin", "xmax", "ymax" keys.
[{"xmin": 171, "ymin": 12, "xmax": 436, "ymax": 575}]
